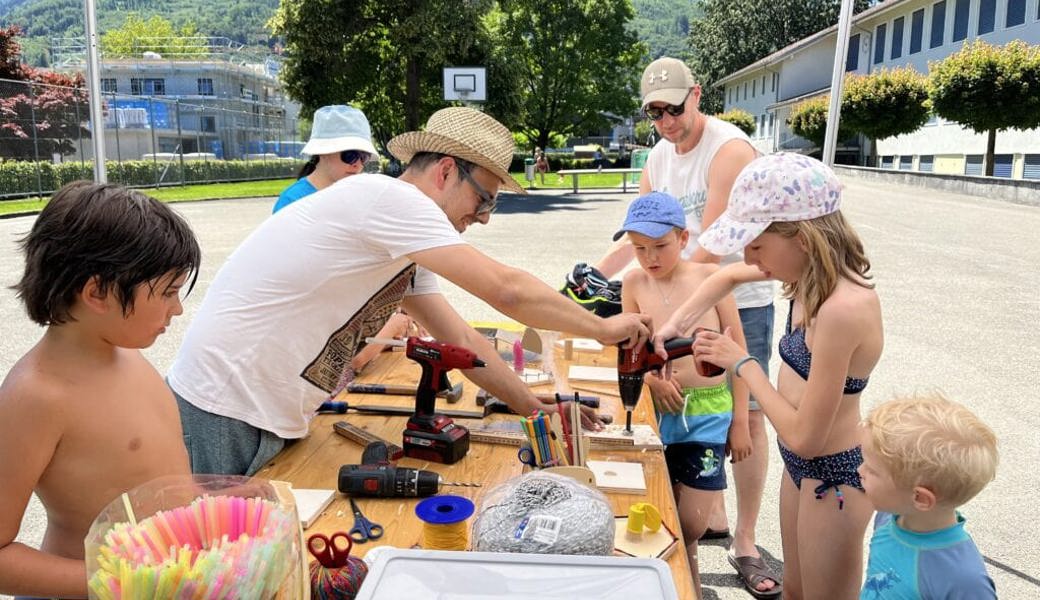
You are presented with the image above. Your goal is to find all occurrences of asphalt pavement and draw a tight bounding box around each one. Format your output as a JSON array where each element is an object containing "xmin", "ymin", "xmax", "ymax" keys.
[{"xmin": 1, "ymin": 177, "xmax": 1038, "ymax": 598}]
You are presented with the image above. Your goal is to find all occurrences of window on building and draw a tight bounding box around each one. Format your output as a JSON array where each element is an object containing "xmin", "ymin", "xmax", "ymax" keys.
[
  {"xmin": 899, "ymin": 156, "xmax": 913, "ymax": 170},
  {"xmin": 200, "ymin": 116, "xmax": 216, "ymax": 132},
  {"xmin": 847, "ymin": 34, "xmax": 861, "ymax": 70},
  {"xmin": 197, "ymin": 78, "xmax": 214, "ymax": 96},
  {"xmin": 1006, "ymin": 0, "xmax": 1025, "ymax": 26},
  {"xmin": 772, "ymin": 73, "xmax": 776, "ymax": 92},
  {"xmin": 953, "ymin": 0, "xmax": 969, "ymax": 41},
  {"xmin": 931, "ymin": 1, "xmax": 947, "ymax": 48},
  {"xmin": 753, "ymin": 79, "xmax": 757, "ymax": 97},
  {"xmin": 964, "ymin": 154, "xmax": 984, "ymax": 176},
  {"xmin": 891, "ymin": 16, "xmax": 905, "ymax": 59},
  {"xmin": 743, "ymin": 82, "xmax": 747, "ymax": 100},
  {"xmin": 992, "ymin": 154, "xmax": 1013, "ymax": 177},
  {"xmin": 910, "ymin": 9, "xmax": 924, "ymax": 54},
  {"xmin": 101, "ymin": 78, "xmax": 117, "ymax": 93},
  {"xmin": 1023, "ymin": 154, "xmax": 1040, "ymax": 180},
  {"xmin": 977, "ymin": 0, "xmax": 996, "ymax": 34},
  {"xmin": 919, "ymin": 155, "xmax": 934, "ymax": 172},
  {"xmin": 874, "ymin": 23, "xmax": 887, "ymax": 64},
  {"xmin": 761, "ymin": 75, "xmax": 766, "ymax": 93},
  {"xmin": 881, "ymin": 156, "xmax": 894, "ymax": 169},
  {"xmin": 130, "ymin": 78, "xmax": 165, "ymax": 96}
]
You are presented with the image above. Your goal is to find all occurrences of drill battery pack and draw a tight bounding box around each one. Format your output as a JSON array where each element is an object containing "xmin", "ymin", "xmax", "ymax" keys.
[{"xmin": 403, "ymin": 417, "xmax": 470, "ymax": 464}]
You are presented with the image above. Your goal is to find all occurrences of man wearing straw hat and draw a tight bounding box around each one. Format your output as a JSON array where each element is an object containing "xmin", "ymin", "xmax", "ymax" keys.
[{"xmin": 168, "ymin": 107, "xmax": 654, "ymax": 476}]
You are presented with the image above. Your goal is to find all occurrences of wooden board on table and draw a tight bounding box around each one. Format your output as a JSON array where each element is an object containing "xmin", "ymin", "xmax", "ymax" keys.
[
  {"xmin": 556, "ymin": 338, "xmax": 604, "ymax": 352},
  {"xmin": 587, "ymin": 460, "xmax": 647, "ymax": 494},
  {"xmin": 568, "ymin": 365, "xmax": 617, "ymax": 382},
  {"xmin": 291, "ymin": 488, "xmax": 336, "ymax": 529},
  {"xmin": 614, "ymin": 517, "xmax": 679, "ymax": 560}
]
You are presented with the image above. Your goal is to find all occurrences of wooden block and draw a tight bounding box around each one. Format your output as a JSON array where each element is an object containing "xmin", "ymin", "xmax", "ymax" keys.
[
  {"xmin": 567, "ymin": 365, "xmax": 617, "ymax": 382},
  {"xmin": 468, "ymin": 422, "xmax": 662, "ymax": 450},
  {"xmin": 555, "ymin": 338, "xmax": 604, "ymax": 352},
  {"xmin": 614, "ymin": 517, "xmax": 679, "ymax": 559},
  {"xmin": 586, "ymin": 460, "xmax": 647, "ymax": 494},
  {"xmin": 291, "ymin": 488, "xmax": 336, "ymax": 529}
]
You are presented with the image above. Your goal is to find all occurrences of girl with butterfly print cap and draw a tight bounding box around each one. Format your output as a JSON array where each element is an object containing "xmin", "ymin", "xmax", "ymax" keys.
[{"xmin": 654, "ymin": 152, "xmax": 884, "ymax": 599}]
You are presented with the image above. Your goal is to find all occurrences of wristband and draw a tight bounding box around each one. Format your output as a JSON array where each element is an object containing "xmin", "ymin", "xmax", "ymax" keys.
[{"xmin": 733, "ymin": 355, "xmax": 758, "ymax": 378}]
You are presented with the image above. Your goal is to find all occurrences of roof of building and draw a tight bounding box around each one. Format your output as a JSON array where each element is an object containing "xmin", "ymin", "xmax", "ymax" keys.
[{"xmin": 714, "ymin": 0, "xmax": 911, "ymax": 87}]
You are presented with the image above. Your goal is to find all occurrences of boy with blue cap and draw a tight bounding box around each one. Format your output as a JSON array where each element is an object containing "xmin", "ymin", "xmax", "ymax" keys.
[{"xmin": 617, "ymin": 190, "xmax": 751, "ymax": 596}]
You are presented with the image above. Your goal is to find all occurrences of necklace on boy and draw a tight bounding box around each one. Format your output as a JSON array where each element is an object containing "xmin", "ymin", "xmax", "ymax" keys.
[{"xmin": 652, "ymin": 277, "xmax": 678, "ymax": 306}]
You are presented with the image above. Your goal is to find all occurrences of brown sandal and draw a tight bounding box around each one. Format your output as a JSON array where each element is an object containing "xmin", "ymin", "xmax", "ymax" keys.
[{"xmin": 727, "ymin": 552, "xmax": 782, "ymax": 599}]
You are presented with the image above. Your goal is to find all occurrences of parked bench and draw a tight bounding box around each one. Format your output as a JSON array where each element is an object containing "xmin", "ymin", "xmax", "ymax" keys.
[{"xmin": 556, "ymin": 168, "xmax": 644, "ymax": 193}]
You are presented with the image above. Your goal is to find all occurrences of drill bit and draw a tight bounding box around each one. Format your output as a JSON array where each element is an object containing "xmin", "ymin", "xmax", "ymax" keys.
[{"xmin": 437, "ymin": 478, "xmax": 482, "ymax": 488}]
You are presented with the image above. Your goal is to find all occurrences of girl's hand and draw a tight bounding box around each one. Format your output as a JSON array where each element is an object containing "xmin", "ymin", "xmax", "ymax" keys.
[
  {"xmin": 692, "ymin": 327, "xmax": 746, "ymax": 371},
  {"xmin": 727, "ymin": 422, "xmax": 752, "ymax": 463},
  {"xmin": 646, "ymin": 371, "xmax": 685, "ymax": 414}
]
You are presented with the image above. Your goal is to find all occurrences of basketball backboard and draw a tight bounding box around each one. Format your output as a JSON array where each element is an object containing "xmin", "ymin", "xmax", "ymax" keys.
[{"xmin": 443, "ymin": 66, "xmax": 487, "ymax": 102}]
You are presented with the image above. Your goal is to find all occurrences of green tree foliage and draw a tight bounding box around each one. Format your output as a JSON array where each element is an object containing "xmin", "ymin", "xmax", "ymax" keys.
[
  {"xmin": 929, "ymin": 39, "xmax": 1040, "ymax": 176},
  {"xmin": 1, "ymin": 0, "xmax": 280, "ymax": 67},
  {"xmin": 714, "ymin": 108, "xmax": 755, "ymax": 136},
  {"xmin": 787, "ymin": 96, "xmax": 835, "ymax": 148},
  {"xmin": 842, "ymin": 67, "xmax": 930, "ymax": 140},
  {"xmin": 101, "ymin": 14, "xmax": 202, "ymax": 57},
  {"xmin": 0, "ymin": 26, "xmax": 90, "ymax": 160},
  {"xmin": 631, "ymin": 0, "xmax": 698, "ymax": 59},
  {"xmin": 634, "ymin": 118, "xmax": 655, "ymax": 146},
  {"xmin": 270, "ymin": 0, "xmax": 494, "ymax": 148},
  {"xmin": 492, "ymin": 0, "xmax": 647, "ymax": 151},
  {"xmin": 688, "ymin": 0, "xmax": 871, "ymax": 113}
]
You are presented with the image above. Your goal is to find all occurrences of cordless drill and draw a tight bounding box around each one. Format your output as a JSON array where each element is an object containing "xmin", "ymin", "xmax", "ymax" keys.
[
  {"xmin": 403, "ymin": 336, "xmax": 485, "ymax": 464},
  {"xmin": 337, "ymin": 441, "xmax": 440, "ymax": 497},
  {"xmin": 617, "ymin": 336, "xmax": 721, "ymax": 433}
]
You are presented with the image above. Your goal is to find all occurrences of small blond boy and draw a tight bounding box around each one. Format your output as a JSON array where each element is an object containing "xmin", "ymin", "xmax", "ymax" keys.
[{"xmin": 858, "ymin": 393, "xmax": 998, "ymax": 599}]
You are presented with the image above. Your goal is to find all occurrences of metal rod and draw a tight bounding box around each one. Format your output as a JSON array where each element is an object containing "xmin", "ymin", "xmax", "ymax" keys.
[
  {"xmin": 822, "ymin": 0, "xmax": 855, "ymax": 166},
  {"xmin": 82, "ymin": 0, "xmax": 107, "ymax": 182}
]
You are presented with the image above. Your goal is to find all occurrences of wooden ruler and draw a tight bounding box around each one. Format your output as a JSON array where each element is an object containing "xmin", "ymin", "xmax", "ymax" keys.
[{"xmin": 332, "ymin": 421, "xmax": 404, "ymax": 461}]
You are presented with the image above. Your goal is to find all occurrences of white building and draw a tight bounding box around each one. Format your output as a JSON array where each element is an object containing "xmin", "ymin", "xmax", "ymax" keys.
[
  {"xmin": 55, "ymin": 38, "xmax": 301, "ymax": 161},
  {"xmin": 716, "ymin": 0, "xmax": 1040, "ymax": 179}
]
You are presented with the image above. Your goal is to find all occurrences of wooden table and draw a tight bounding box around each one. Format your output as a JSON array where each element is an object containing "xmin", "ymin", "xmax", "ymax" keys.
[{"xmin": 258, "ymin": 342, "xmax": 693, "ymax": 597}]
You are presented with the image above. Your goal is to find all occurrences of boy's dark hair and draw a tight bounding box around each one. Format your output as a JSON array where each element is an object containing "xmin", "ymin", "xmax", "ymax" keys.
[{"xmin": 13, "ymin": 180, "xmax": 202, "ymax": 325}]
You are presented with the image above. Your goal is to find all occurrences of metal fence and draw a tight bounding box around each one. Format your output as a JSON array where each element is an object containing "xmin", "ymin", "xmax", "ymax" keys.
[{"xmin": 0, "ymin": 77, "xmax": 303, "ymax": 199}]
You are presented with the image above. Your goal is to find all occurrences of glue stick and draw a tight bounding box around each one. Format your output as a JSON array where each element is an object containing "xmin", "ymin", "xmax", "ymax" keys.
[{"xmin": 513, "ymin": 339, "xmax": 524, "ymax": 375}]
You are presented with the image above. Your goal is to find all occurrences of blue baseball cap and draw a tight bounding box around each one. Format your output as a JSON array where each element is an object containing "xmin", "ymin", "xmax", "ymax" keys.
[{"xmin": 612, "ymin": 191, "xmax": 687, "ymax": 241}]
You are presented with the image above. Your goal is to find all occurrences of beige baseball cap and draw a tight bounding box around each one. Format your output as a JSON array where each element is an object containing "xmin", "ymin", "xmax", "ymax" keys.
[{"xmin": 640, "ymin": 57, "xmax": 697, "ymax": 109}]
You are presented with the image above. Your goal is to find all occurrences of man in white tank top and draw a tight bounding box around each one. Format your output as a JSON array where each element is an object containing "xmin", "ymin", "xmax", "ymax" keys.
[{"xmin": 592, "ymin": 57, "xmax": 780, "ymax": 598}]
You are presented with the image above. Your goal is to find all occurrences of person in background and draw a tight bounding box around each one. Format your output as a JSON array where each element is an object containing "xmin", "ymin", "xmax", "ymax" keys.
[
  {"xmin": 858, "ymin": 393, "xmax": 997, "ymax": 599},
  {"xmin": 274, "ymin": 104, "xmax": 377, "ymax": 213}
]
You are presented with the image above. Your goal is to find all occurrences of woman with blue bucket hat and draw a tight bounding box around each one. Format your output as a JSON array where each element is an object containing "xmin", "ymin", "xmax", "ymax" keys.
[{"xmin": 274, "ymin": 105, "xmax": 378, "ymax": 213}]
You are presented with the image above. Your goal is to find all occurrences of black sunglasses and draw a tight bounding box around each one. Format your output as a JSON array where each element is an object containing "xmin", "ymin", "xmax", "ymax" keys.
[
  {"xmin": 643, "ymin": 90, "xmax": 692, "ymax": 121},
  {"xmin": 454, "ymin": 160, "xmax": 497, "ymax": 214},
  {"xmin": 340, "ymin": 150, "xmax": 371, "ymax": 165}
]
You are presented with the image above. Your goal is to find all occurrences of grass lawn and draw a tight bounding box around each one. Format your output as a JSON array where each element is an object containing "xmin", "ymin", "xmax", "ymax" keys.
[{"xmin": 0, "ymin": 171, "xmax": 639, "ymax": 217}]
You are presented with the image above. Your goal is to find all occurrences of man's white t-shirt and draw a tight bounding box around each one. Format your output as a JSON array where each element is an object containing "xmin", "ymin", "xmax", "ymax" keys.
[
  {"xmin": 645, "ymin": 116, "xmax": 774, "ymax": 309},
  {"xmin": 167, "ymin": 174, "xmax": 464, "ymax": 438}
]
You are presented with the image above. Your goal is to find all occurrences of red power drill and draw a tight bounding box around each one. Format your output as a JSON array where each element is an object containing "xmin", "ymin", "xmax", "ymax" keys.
[
  {"xmin": 403, "ymin": 336, "xmax": 485, "ymax": 464},
  {"xmin": 617, "ymin": 332, "xmax": 724, "ymax": 434}
]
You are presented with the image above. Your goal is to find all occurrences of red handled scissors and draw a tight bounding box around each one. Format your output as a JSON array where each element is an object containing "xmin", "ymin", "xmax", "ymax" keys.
[{"xmin": 307, "ymin": 531, "xmax": 354, "ymax": 568}]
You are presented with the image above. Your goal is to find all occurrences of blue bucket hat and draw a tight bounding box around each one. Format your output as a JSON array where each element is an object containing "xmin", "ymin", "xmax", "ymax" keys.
[
  {"xmin": 301, "ymin": 105, "xmax": 378, "ymax": 157},
  {"xmin": 612, "ymin": 191, "xmax": 687, "ymax": 241}
]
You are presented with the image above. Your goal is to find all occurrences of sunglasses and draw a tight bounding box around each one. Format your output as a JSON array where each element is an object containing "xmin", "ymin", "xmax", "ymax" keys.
[
  {"xmin": 340, "ymin": 150, "xmax": 371, "ymax": 165},
  {"xmin": 643, "ymin": 91, "xmax": 692, "ymax": 121},
  {"xmin": 454, "ymin": 160, "xmax": 497, "ymax": 214}
]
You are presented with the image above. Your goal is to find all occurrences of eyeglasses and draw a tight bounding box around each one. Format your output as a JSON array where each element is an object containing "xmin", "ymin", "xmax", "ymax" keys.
[
  {"xmin": 454, "ymin": 160, "xmax": 497, "ymax": 214},
  {"xmin": 340, "ymin": 150, "xmax": 371, "ymax": 165},
  {"xmin": 643, "ymin": 91, "xmax": 691, "ymax": 121}
]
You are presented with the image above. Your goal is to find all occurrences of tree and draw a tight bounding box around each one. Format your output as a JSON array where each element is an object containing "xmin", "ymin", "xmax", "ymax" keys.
[
  {"xmin": 0, "ymin": 25, "xmax": 90, "ymax": 160},
  {"xmin": 269, "ymin": 0, "xmax": 494, "ymax": 148},
  {"xmin": 929, "ymin": 39, "xmax": 1040, "ymax": 176},
  {"xmin": 101, "ymin": 14, "xmax": 202, "ymax": 58},
  {"xmin": 688, "ymin": 0, "xmax": 872, "ymax": 113},
  {"xmin": 491, "ymin": 0, "xmax": 647, "ymax": 151},
  {"xmin": 714, "ymin": 108, "xmax": 755, "ymax": 136},
  {"xmin": 841, "ymin": 67, "xmax": 930, "ymax": 165},
  {"xmin": 787, "ymin": 96, "xmax": 834, "ymax": 149}
]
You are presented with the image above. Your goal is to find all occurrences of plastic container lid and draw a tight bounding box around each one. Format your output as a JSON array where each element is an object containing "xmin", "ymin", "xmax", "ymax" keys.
[{"xmin": 355, "ymin": 548, "xmax": 679, "ymax": 599}]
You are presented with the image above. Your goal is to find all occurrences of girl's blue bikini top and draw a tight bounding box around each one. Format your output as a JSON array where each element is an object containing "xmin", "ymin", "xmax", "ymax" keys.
[{"xmin": 778, "ymin": 302, "xmax": 869, "ymax": 395}]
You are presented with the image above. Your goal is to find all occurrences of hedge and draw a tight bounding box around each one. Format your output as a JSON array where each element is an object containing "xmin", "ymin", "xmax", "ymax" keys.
[{"xmin": 0, "ymin": 158, "xmax": 304, "ymax": 198}]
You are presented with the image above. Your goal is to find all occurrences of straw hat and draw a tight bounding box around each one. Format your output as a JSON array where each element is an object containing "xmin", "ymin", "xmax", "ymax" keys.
[
  {"xmin": 388, "ymin": 107, "xmax": 525, "ymax": 194},
  {"xmin": 301, "ymin": 105, "xmax": 378, "ymax": 157}
]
